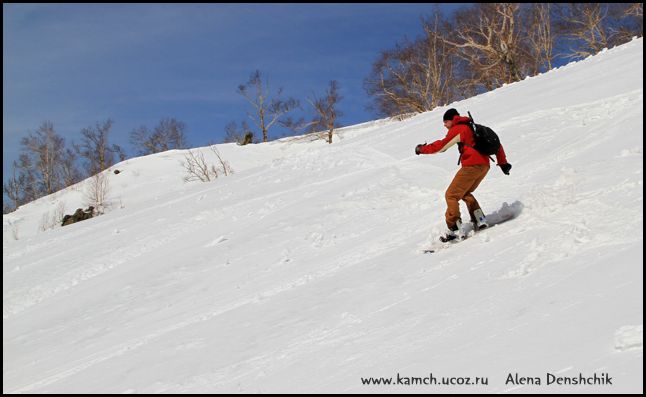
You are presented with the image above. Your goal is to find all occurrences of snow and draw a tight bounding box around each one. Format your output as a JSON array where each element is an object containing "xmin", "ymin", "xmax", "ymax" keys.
[{"xmin": 3, "ymin": 38, "xmax": 643, "ymax": 393}]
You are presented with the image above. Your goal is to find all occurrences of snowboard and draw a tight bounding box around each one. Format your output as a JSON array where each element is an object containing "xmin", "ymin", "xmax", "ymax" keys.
[
  {"xmin": 420, "ymin": 209, "xmax": 518, "ymax": 254},
  {"xmin": 422, "ymin": 232, "xmax": 472, "ymax": 254}
]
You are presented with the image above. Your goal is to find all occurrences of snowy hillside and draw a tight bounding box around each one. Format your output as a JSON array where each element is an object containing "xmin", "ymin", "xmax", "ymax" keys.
[{"xmin": 3, "ymin": 38, "xmax": 643, "ymax": 393}]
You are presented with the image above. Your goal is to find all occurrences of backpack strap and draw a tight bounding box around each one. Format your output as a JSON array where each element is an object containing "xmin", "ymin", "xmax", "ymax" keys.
[
  {"xmin": 457, "ymin": 143, "xmax": 464, "ymax": 165},
  {"xmin": 462, "ymin": 110, "xmax": 496, "ymax": 164}
]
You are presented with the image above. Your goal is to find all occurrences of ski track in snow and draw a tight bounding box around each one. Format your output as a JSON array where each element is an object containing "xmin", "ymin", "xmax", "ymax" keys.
[{"xmin": 7, "ymin": 225, "xmax": 415, "ymax": 393}]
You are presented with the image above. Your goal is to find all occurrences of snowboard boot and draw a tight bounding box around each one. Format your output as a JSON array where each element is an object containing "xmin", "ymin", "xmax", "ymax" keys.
[
  {"xmin": 440, "ymin": 219, "xmax": 463, "ymax": 242},
  {"xmin": 472, "ymin": 209, "xmax": 489, "ymax": 230}
]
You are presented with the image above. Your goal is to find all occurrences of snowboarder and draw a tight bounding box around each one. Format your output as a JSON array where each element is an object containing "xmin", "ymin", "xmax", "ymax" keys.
[{"xmin": 415, "ymin": 108, "xmax": 512, "ymax": 242}]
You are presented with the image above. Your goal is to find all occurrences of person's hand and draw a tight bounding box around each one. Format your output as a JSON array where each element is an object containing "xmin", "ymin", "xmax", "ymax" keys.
[{"xmin": 499, "ymin": 163, "xmax": 512, "ymax": 175}]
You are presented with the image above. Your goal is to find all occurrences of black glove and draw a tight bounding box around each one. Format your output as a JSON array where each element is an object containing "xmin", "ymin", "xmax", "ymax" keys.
[
  {"xmin": 415, "ymin": 144, "xmax": 425, "ymax": 155},
  {"xmin": 499, "ymin": 163, "xmax": 512, "ymax": 175}
]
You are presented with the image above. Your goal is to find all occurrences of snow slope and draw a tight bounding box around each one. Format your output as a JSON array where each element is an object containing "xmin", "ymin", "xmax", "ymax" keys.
[{"xmin": 3, "ymin": 38, "xmax": 643, "ymax": 393}]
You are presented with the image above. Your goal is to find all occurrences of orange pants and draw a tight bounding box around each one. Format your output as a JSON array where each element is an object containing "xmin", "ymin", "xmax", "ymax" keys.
[{"xmin": 445, "ymin": 165, "xmax": 489, "ymax": 229}]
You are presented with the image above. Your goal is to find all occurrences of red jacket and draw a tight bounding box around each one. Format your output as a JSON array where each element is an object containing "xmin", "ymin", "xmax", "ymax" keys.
[{"xmin": 419, "ymin": 115, "xmax": 508, "ymax": 167}]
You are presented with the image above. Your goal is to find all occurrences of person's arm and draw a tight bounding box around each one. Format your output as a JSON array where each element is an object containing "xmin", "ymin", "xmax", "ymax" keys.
[
  {"xmin": 418, "ymin": 129, "xmax": 460, "ymax": 155},
  {"xmin": 495, "ymin": 144, "xmax": 512, "ymax": 175},
  {"xmin": 495, "ymin": 144, "xmax": 508, "ymax": 164}
]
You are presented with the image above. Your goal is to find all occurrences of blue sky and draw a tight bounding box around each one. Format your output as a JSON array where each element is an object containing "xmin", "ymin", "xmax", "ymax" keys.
[{"xmin": 3, "ymin": 3, "xmax": 468, "ymax": 185}]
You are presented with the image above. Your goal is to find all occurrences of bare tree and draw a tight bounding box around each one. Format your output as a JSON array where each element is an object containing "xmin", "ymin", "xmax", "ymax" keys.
[
  {"xmin": 237, "ymin": 70, "xmax": 299, "ymax": 142},
  {"xmin": 19, "ymin": 121, "xmax": 66, "ymax": 196},
  {"xmin": 365, "ymin": 44, "xmax": 424, "ymax": 116},
  {"xmin": 16, "ymin": 153, "xmax": 38, "ymax": 204},
  {"xmin": 84, "ymin": 172, "xmax": 110, "ymax": 215},
  {"xmin": 157, "ymin": 118, "xmax": 188, "ymax": 150},
  {"xmin": 182, "ymin": 149, "xmax": 212, "ymax": 182},
  {"xmin": 421, "ymin": 13, "xmax": 459, "ymax": 109},
  {"xmin": 3, "ymin": 161, "xmax": 23, "ymax": 211},
  {"xmin": 624, "ymin": 2, "xmax": 643, "ymax": 35},
  {"xmin": 444, "ymin": 4, "xmax": 532, "ymax": 91},
  {"xmin": 5, "ymin": 127, "xmax": 81, "ymax": 212},
  {"xmin": 612, "ymin": 3, "xmax": 644, "ymax": 43},
  {"xmin": 308, "ymin": 80, "xmax": 343, "ymax": 144},
  {"xmin": 556, "ymin": 3, "xmax": 614, "ymax": 60},
  {"xmin": 131, "ymin": 118, "xmax": 188, "ymax": 155},
  {"xmin": 525, "ymin": 3, "xmax": 556, "ymax": 74},
  {"xmin": 211, "ymin": 145, "xmax": 232, "ymax": 177},
  {"xmin": 78, "ymin": 119, "xmax": 125, "ymax": 175},
  {"xmin": 364, "ymin": 10, "xmax": 458, "ymax": 117},
  {"xmin": 627, "ymin": 2, "xmax": 643, "ymax": 18},
  {"xmin": 130, "ymin": 126, "xmax": 155, "ymax": 155},
  {"xmin": 60, "ymin": 146, "xmax": 83, "ymax": 187},
  {"xmin": 181, "ymin": 145, "xmax": 232, "ymax": 182},
  {"xmin": 627, "ymin": 2, "xmax": 643, "ymax": 36}
]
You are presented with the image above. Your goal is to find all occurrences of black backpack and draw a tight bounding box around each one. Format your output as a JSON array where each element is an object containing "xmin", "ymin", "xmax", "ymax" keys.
[{"xmin": 465, "ymin": 111, "xmax": 501, "ymax": 156}]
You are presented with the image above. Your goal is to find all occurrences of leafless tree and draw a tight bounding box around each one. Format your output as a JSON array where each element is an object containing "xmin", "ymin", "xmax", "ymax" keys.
[
  {"xmin": 365, "ymin": 44, "xmax": 421, "ymax": 116},
  {"xmin": 182, "ymin": 149, "xmax": 212, "ymax": 182},
  {"xmin": 444, "ymin": 4, "xmax": 532, "ymax": 91},
  {"xmin": 4, "ymin": 124, "xmax": 81, "ymax": 212},
  {"xmin": 525, "ymin": 3, "xmax": 556, "ymax": 74},
  {"xmin": 19, "ymin": 121, "xmax": 66, "ymax": 196},
  {"xmin": 3, "ymin": 120, "xmax": 115, "ymax": 213},
  {"xmin": 612, "ymin": 3, "xmax": 643, "ymax": 43},
  {"xmin": 211, "ymin": 145, "xmax": 232, "ymax": 177},
  {"xmin": 60, "ymin": 146, "xmax": 83, "ymax": 187},
  {"xmin": 556, "ymin": 3, "xmax": 615, "ymax": 60},
  {"xmin": 130, "ymin": 118, "xmax": 188, "ymax": 155},
  {"xmin": 182, "ymin": 146, "xmax": 232, "ymax": 183},
  {"xmin": 3, "ymin": 161, "xmax": 23, "ymax": 211},
  {"xmin": 130, "ymin": 126, "xmax": 154, "ymax": 155},
  {"xmin": 16, "ymin": 154, "xmax": 38, "ymax": 204},
  {"xmin": 78, "ymin": 119, "xmax": 125, "ymax": 176},
  {"xmin": 237, "ymin": 70, "xmax": 299, "ymax": 142},
  {"xmin": 365, "ymin": 11, "xmax": 457, "ymax": 117},
  {"xmin": 308, "ymin": 80, "xmax": 343, "ymax": 144},
  {"xmin": 156, "ymin": 118, "xmax": 188, "ymax": 150},
  {"xmin": 624, "ymin": 2, "xmax": 643, "ymax": 33},
  {"xmin": 626, "ymin": 2, "xmax": 643, "ymax": 18},
  {"xmin": 420, "ymin": 13, "xmax": 459, "ymax": 109},
  {"xmin": 84, "ymin": 172, "xmax": 110, "ymax": 215}
]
